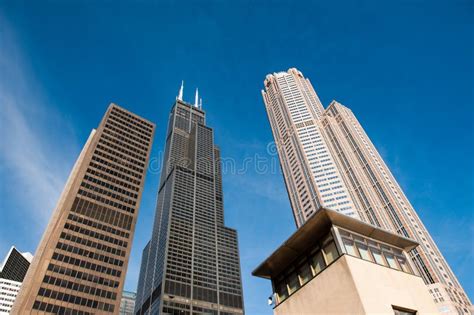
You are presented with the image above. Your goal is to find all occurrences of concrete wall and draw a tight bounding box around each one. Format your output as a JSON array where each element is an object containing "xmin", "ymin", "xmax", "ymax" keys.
[{"xmin": 274, "ymin": 255, "xmax": 439, "ymax": 315}]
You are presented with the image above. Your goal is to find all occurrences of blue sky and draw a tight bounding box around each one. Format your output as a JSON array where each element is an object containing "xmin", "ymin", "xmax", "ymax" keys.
[{"xmin": 0, "ymin": 0, "xmax": 472, "ymax": 314}]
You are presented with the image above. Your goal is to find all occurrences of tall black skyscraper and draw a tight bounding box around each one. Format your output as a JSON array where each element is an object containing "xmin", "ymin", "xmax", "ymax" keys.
[{"xmin": 134, "ymin": 90, "xmax": 244, "ymax": 315}]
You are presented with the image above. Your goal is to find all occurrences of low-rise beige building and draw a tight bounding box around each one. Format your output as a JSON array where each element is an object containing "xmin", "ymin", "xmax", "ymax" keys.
[{"xmin": 253, "ymin": 207, "xmax": 440, "ymax": 314}]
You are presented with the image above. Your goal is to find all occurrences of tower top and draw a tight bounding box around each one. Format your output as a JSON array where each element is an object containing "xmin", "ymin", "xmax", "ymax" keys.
[
  {"xmin": 194, "ymin": 88, "xmax": 199, "ymax": 108},
  {"xmin": 177, "ymin": 80, "xmax": 184, "ymax": 101}
]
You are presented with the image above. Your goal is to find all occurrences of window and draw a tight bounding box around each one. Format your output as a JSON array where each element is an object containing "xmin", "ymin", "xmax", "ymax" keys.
[
  {"xmin": 275, "ymin": 282, "xmax": 288, "ymax": 303},
  {"xmin": 396, "ymin": 257, "xmax": 412, "ymax": 273},
  {"xmin": 310, "ymin": 251, "xmax": 326, "ymax": 275},
  {"xmin": 370, "ymin": 248, "xmax": 386, "ymax": 266},
  {"xmin": 323, "ymin": 241, "xmax": 338, "ymax": 264},
  {"xmin": 356, "ymin": 243, "xmax": 372, "ymax": 261},
  {"xmin": 298, "ymin": 262, "xmax": 312, "ymax": 285},
  {"xmin": 384, "ymin": 253, "xmax": 399, "ymax": 270},
  {"xmin": 343, "ymin": 239, "xmax": 358, "ymax": 257},
  {"xmin": 287, "ymin": 272, "xmax": 300, "ymax": 294},
  {"xmin": 392, "ymin": 305, "xmax": 416, "ymax": 315}
]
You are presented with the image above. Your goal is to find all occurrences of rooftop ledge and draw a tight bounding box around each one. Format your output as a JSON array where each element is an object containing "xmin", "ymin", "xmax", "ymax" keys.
[{"xmin": 252, "ymin": 207, "xmax": 418, "ymax": 279}]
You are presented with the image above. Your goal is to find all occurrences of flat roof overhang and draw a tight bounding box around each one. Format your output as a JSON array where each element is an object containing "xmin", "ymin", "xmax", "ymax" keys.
[{"xmin": 252, "ymin": 207, "xmax": 418, "ymax": 279}]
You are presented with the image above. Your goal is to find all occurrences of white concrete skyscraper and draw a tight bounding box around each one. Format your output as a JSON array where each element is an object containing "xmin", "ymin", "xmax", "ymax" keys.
[
  {"xmin": 262, "ymin": 68, "xmax": 360, "ymax": 226},
  {"xmin": 262, "ymin": 68, "xmax": 471, "ymax": 314}
]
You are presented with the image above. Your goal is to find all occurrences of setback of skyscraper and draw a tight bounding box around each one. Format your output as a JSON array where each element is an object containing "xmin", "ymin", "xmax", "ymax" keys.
[
  {"xmin": 11, "ymin": 104, "xmax": 155, "ymax": 314},
  {"xmin": 134, "ymin": 91, "xmax": 244, "ymax": 315},
  {"xmin": 261, "ymin": 68, "xmax": 471, "ymax": 314}
]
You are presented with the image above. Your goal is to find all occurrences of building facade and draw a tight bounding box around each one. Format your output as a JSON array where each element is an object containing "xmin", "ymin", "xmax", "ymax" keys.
[
  {"xmin": 262, "ymin": 68, "xmax": 471, "ymax": 314},
  {"xmin": 134, "ymin": 93, "xmax": 244, "ymax": 315},
  {"xmin": 0, "ymin": 247, "xmax": 33, "ymax": 314},
  {"xmin": 120, "ymin": 291, "xmax": 136, "ymax": 315},
  {"xmin": 11, "ymin": 104, "xmax": 155, "ymax": 314},
  {"xmin": 252, "ymin": 208, "xmax": 439, "ymax": 315}
]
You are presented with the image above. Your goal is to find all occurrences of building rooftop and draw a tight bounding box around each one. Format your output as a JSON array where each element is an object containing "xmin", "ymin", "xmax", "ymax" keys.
[{"xmin": 252, "ymin": 207, "xmax": 418, "ymax": 279}]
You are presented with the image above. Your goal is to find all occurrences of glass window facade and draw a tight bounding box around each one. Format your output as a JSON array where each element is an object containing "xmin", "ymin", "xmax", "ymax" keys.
[
  {"xmin": 269, "ymin": 226, "xmax": 416, "ymax": 307},
  {"xmin": 273, "ymin": 233, "xmax": 339, "ymax": 305},
  {"xmin": 337, "ymin": 228, "xmax": 414, "ymax": 275}
]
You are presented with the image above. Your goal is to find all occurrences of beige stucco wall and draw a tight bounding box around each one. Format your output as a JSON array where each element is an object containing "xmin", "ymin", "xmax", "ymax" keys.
[{"xmin": 274, "ymin": 255, "xmax": 439, "ymax": 315}]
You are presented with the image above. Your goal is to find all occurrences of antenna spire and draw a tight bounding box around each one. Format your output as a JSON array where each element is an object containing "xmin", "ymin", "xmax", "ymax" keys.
[
  {"xmin": 194, "ymin": 88, "xmax": 199, "ymax": 108},
  {"xmin": 177, "ymin": 80, "xmax": 184, "ymax": 101},
  {"xmin": 199, "ymin": 98, "xmax": 202, "ymax": 110}
]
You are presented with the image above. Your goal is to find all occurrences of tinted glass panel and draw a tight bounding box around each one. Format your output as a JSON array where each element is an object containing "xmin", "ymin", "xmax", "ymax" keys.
[
  {"xmin": 323, "ymin": 241, "xmax": 338, "ymax": 264},
  {"xmin": 310, "ymin": 251, "xmax": 326, "ymax": 275},
  {"xmin": 356, "ymin": 243, "xmax": 372, "ymax": 261},
  {"xmin": 287, "ymin": 272, "xmax": 300, "ymax": 294},
  {"xmin": 298, "ymin": 262, "xmax": 312, "ymax": 285},
  {"xmin": 343, "ymin": 239, "xmax": 358, "ymax": 257},
  {"xmin": 370, "ymin": 248, "xmax": 386, "ymax": 266},
  {"xmin": 384, "ymin": 252, "xmax": 399, "ymax": 270},
  {"xmin": 397, "ymin": 257, "xmax": 412, "ymax": 274},
  {"xmin": 275, "ymin": 282, "xmax": 288, "ymax": 302}
]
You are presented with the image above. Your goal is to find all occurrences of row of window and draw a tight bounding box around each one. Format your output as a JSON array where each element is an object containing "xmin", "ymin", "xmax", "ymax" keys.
[
  {"xmin": 103, "ymin": 127, "xmax": 148, "ymax": 155},
  {"xmin": 97, "ymin": 143, "xmax": 145, "ymax": 169},
  {"xmin": 51, "ymin": 252, "xmax": 121, "ymax": 278},
  {"xmin": 47, "ymin": 263, "xmax": 119, "ymax": 288},
  {"xmin": 89, "ymin": 160, "xmax": 140, "ymax": 186},
  {"xmin": 274, "ymin": 235, "xmax": 339, "ymax": 304},
  {"xmin": 37, "ymin": 287, "xmax": 114, "ymax": 312},
  {"xmin": 109, "ymin": 110, "xmax": 153, "ymax": 137},
  {"xmin": 81, "ymin": 180, "xmax": 136, "ymax": 207},
  {"xmin": 60, "ymin": 231, "xmax": 125, "ymax": 257},
  {"xmin": 339, "ymin": 229, "xmax": 413, "ymax": 274},
  {"xmin": 71, "ymin": 197, "xmax": 133, "ymax": 232},
  {"xmin": 78, "ymin": 188, "xmax": 135, "ymax": 214},
  {"xmin": 99, "ymin": 137, "xmax": 146, "ymax": 164},
  {"xmin": 106, "ymin": 119, "xmax": 150, "ymax": 146},
  {"xmin": 68, "ymin": 211, "xmax": 129, "ymax": 238},
  {"xmin": 111, "ymin": 106, "xmax": 153, "ymax": 130},
  {"xmin": 91, "ymin": 154, "xmax": 141, "ymax": 182},
  {"xmin": 56, "ymin": 242, "xmax": 124, "ymax": 267},
  {"xmin": 43, "ymin": 274, "xmax": 117, "ymax": 300},
  {"xmin": 64, "ymin": 221, "xmax": 127, "ymax": 248},
  {"xmin": 84, "ymin": 174, "xmax": 138, "ymax": 200},
  {"xmin": 87, "ymin": 167, "xmax": 139, "ymax": 192},
  {"xmin": 33, "ymin": 300, "xmax": 92, "ymax": 315},
  {"xmin": 101, "ymin": 131, "xmax": 147, "ymax": 160}
]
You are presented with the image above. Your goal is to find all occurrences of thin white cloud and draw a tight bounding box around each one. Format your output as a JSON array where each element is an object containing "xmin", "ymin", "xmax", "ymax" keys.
[
  {"xmin": 0, "ymin": 16, "xmax": 79, "ymax": 237},
  {"xmin": 0, "ymin": 100, "xmax": 70, "ymax": 221}
]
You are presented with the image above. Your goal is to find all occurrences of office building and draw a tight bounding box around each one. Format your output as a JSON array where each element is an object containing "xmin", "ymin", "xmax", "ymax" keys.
[
  {"xmin": 252, "ymin": 207, "xmax": 439, "ymax": 314},
  {"xmin": 262, "ymin": 68, "xmax": 471, "ymax": 313},
  {"xmin": 134, "ymin": 87, "xmax": 244, "ymax": 315},
  {"xmin": 120, "ymin": 291, "xmax": 136, "ymax": 315},
  {"xmin": 0, "ymin": 247, "xmax": 33, "ymax": 314},
  {"xmin": 11, "ymin": 104, "xmax": 155, "ymax": 314},
  {"xmin": 0, "ymin": 247, "xmax": 33, "ymax": 283}
]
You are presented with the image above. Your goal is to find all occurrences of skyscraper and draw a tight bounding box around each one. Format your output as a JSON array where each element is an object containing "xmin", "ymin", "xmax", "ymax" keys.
[
  {"xmin": 0, "ymin": 246, "xmax": 33, "ymax": 283},
  {"xmin": 12, "ymin": 104, "xmax": 155, "ymax": 314},
  {"xmin": 0, "ymin": 247, "xmax": 33, "ymax": 314},
  {"xmin": 120, "ymin": 291, "xmax": 137, "ymax": 315},
  {"xmin": 262, "ymin": 68, "xmax": 471, "ymax": 314},
  {"xmin": 134, "ymin": 88, "xmax": 244, "ymax": 315}
]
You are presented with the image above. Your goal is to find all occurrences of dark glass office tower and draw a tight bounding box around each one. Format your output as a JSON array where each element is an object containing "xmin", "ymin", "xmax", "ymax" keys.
[{"xmin": 134, "ymin": 97, "xmax": 244, "ymax": 315}]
